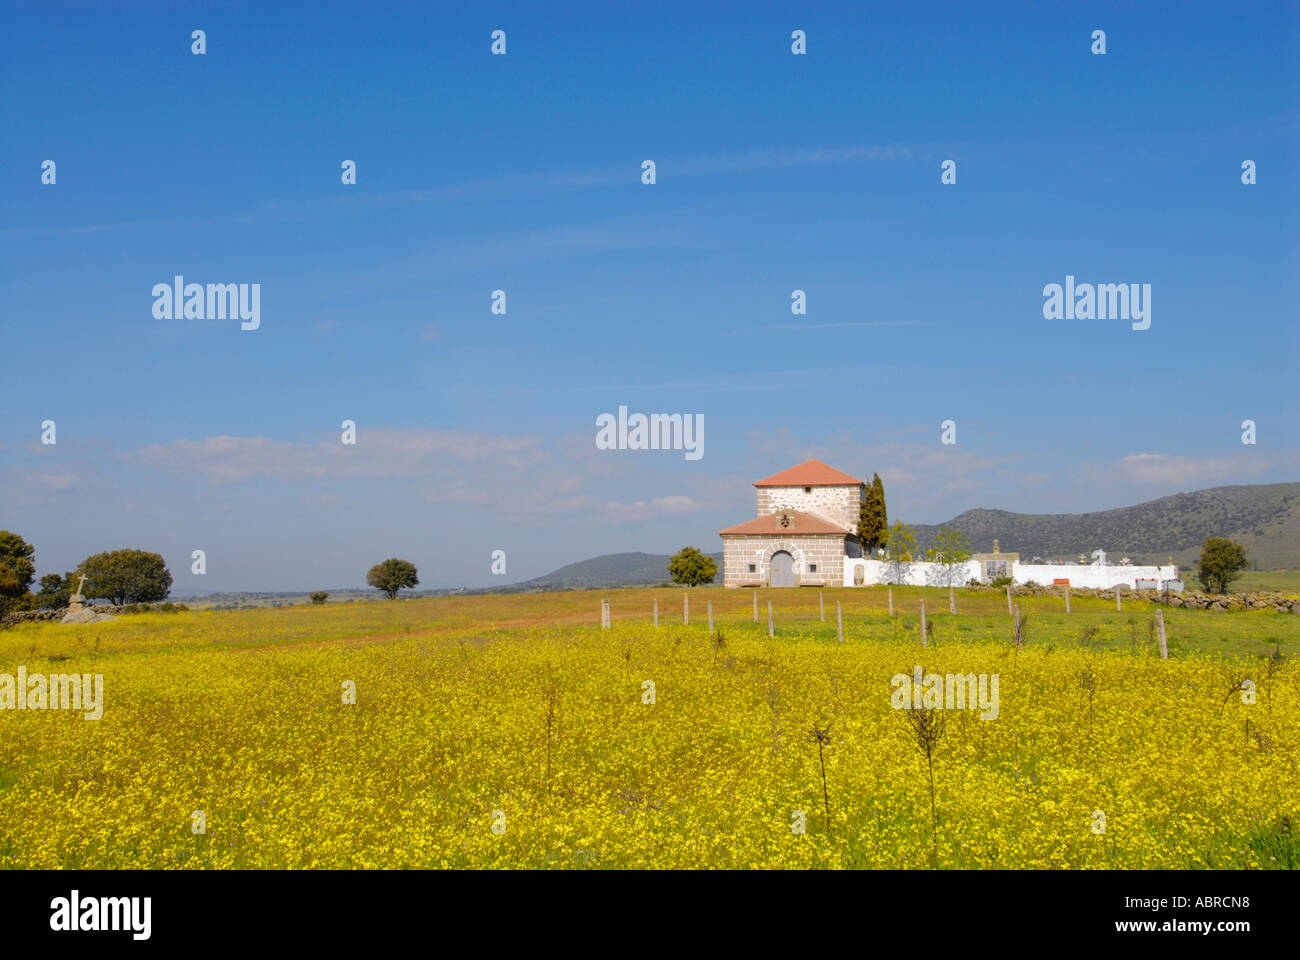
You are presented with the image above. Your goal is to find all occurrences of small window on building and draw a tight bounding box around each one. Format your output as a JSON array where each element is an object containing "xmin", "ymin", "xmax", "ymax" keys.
[
  {"xmin": 809, "ymin": 563, "xmax": 817, "ymax": 573},
  {"xmin": 748, "ymin": 563, "xmax": 756, "ymax": 573},
  {"xmin": 803, "ymin": 486, "xmax": 812, "ymax": 493}
]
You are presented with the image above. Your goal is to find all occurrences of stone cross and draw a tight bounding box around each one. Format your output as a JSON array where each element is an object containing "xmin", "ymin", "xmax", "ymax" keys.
[{"xmin": 66, "ymin": 574, "xmax": 89, "ymax": 612}]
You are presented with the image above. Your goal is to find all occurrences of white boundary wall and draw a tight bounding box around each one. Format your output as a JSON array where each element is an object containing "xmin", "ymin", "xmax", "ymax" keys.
[
  {"xmin": 844, "ymin": 558, "xmax": 1178, "ymax": 589},
  {"xmin": 844, "ymin": 559, "xmax": 979, "ymax": 587}
]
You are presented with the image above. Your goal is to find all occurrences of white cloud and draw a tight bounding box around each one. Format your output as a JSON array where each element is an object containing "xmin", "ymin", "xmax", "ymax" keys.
[
  {"xmin": 133, "ymin": 429, "xmax": 543, "ymax": 485},
  {"xmin": 652, "ymin": 495, "xmax": 706, "ymax": 515},
  {"xmin": 1105, "ymin": 452, "xmax": 1275, "ymax": 488},
  {"xmin": 34, "ymin": 473, "xmax": 78, "ymax": 490}
]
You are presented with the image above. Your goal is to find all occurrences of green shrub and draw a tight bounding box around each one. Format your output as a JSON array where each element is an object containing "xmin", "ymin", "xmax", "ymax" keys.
[{"xmin": 667, "ymin": 547, "xmax": 717, "ymax": 587}]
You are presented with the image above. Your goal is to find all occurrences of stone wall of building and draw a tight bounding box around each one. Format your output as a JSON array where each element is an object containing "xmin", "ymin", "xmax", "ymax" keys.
[
  {"xmin": 755, "ymin": 484, "xmax": 863, "ymax": 532},
  {"xmin": 722, "ymin": 535, "xmax": 853, "ymax": 587}
]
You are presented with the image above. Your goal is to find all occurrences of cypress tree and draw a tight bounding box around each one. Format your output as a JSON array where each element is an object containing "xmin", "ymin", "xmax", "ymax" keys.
[{"xmin": 858, "ymin": 473, "xmax": 889, "ymax": 557}]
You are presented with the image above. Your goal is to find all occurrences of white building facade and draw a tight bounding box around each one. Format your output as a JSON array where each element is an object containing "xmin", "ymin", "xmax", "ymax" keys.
[{"xmin": 843, "ymin": 557, "xmax": 1180, "ymax": 590}]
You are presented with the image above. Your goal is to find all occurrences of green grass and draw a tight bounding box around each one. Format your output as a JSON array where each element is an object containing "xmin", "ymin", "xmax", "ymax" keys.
[
  {"xmin": 1247, "ymin": 816, "xmax": 1299, "ymax": 869},
  {"xmin": 1180, "ymin": 569, "xmax": 1300, "ymax": 595},
  {"xmin": 6, "ymin": 583, "xmax": 1297, "ymax": 663}
]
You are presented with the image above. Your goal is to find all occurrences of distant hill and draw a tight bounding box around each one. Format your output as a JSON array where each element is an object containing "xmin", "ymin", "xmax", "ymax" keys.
[
  {"xmin": 517, "ymin": 551, "xmax": 722, "ymax": 590},
  {"xmin": 912, "ymin": 482, "xmax": 1300, "ymax": 569}
]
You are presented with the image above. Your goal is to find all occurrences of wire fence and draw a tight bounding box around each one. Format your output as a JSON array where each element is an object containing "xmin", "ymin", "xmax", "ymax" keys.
[{"xmin": 591, "ymin": 587, "xmax": 1186, "ymax": 658}]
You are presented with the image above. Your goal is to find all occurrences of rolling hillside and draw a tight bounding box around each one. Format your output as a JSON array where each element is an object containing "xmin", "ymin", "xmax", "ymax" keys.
[
  {"xmin": 912, "ymin": 482, "xmax": 1300, "ymax": 569},
  {"xmin": 517, "ymin": 551, "xmax": 724, "ymax": 590}
]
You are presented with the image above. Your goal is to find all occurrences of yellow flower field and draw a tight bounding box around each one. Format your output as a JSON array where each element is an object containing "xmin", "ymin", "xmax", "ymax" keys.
[{"xmin": 0, "ymin": 592, "xmax": 1296, "ymax": 869}]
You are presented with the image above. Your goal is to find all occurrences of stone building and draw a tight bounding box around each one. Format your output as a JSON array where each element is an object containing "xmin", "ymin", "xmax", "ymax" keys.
[
  {"xmin": 718, "ymin": 459, "xmax": 865, "ymax": 587},
  {"xmin": 971, "ymin": 539, "xmax": 1019, "ymax": 583}
]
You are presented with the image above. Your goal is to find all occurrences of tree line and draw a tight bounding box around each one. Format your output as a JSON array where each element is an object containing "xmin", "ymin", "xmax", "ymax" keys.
[
  {"xmin": 0, "ymin": 531, "xmax": 434, "ymax": 615},
  {"xmin": 0, "ymin": 531, "xmax": 174, "ymax": 615}
]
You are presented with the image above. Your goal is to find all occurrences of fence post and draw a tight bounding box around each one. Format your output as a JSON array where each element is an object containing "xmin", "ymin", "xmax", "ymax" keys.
[
  {"xmin": 836, "ymin": 601, "xmax": 843, "ymax": 643},
  {"xmin": 1013, "ymin": 603, "xmax": 1021, "ymax": 646},
  {"xmin": 753, "ymin": 591, "xmax": 758, "ymax": 623},
  {"xmin": 919, "ymin": 600, "xmax": 927, "ymax": 647},
  {"xmin": 1007, "ymin": 585, "xmax": 1013, "ymax": 617},
  {"xmin": 1064, "ymin": 588, "xmax": 1071, "ymax": 614},
  {"xmin": 1156, "ymin": 609, "xmax": 1168, "ymax": 660},
  {"xmin": 707, "ymin": 600, "xmax": 714, "ymax": 633},
  {"xmin": 768, "ymin": 601, "xmax": 774, "ymax": 639},
  {"xmin": 949, "ymin": 584, "xmax": 956, "ymax": 615},
  {"xmin": 684, "ymin": 592, "xmax": 689, "ymax": 626},
  {"xmin": 888, "ymin": 587, "xmax": 894, "ymax": 617},
  {"xmin": 819, "ymin": 591, "xmax": 825, "ymax": 622},
  {"xmin": 601, "ymin": 598, "xmax": 609, "ymax": 629},
  {"xmin": 653, "ymin": 598, "xmax": 659, "ymax": 627},
  {"xmin": 1116, "ymin": 590, "xmax": 1122, "ymax": 612}
]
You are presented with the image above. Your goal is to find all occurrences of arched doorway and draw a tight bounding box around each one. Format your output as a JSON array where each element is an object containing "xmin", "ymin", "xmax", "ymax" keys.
[{"xmin": 770, "ymin": 551, "xmax": 796, "ymax": 587}]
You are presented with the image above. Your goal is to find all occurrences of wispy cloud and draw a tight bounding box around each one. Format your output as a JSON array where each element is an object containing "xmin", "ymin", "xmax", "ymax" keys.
[
  {"xmin": 132, "ymin": 429, "xmax": 544, "ymax": 485},
  {"xmin": 294, "ymin": 213, "xmax": 713, "ymax": 303},
  {"xmin": 5, "ymin": 143, "xmax": 918, "ymax": 237},
  {"xmin": 33, "ymin": 473, "xmax": 79, "ymax": 491},
  {"xmin": 0, "ymin": 212, "xmax": 264, "ymax": 239},
  {"xmin": 264, "ymin": 144, "xmax": 916, "ymax": 214},
  {"xmin": 126, "ymin": 427, "xmax": 718, "ymax": 529},
  {"xmin": 1095, "ymin": 452, "xmax": 1287, "ymax": 489}
]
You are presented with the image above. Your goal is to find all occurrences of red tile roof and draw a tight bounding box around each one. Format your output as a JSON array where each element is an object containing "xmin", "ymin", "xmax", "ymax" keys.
[
  {"xmin": 718, "ymin": 510, "xmax": 853, "ymax": 536},
  {"xmin": 753, "ymin": 459, "xmax": 864, "ymax": 487}
]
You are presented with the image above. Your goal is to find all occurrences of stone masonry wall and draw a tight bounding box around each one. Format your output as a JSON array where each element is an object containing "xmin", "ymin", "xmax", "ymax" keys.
[
  {"xmin": 756, "ymin": 485, "xmax": 863, "ymax": 533},
  {"xmin": 722, "ymin": 534, "xmax": 852, "ymax": 587}
]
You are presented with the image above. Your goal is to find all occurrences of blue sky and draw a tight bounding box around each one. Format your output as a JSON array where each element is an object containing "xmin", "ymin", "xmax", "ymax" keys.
[{"xmin": 2, "ymin": 0, "xmax": 1297, "ymax": 591}]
